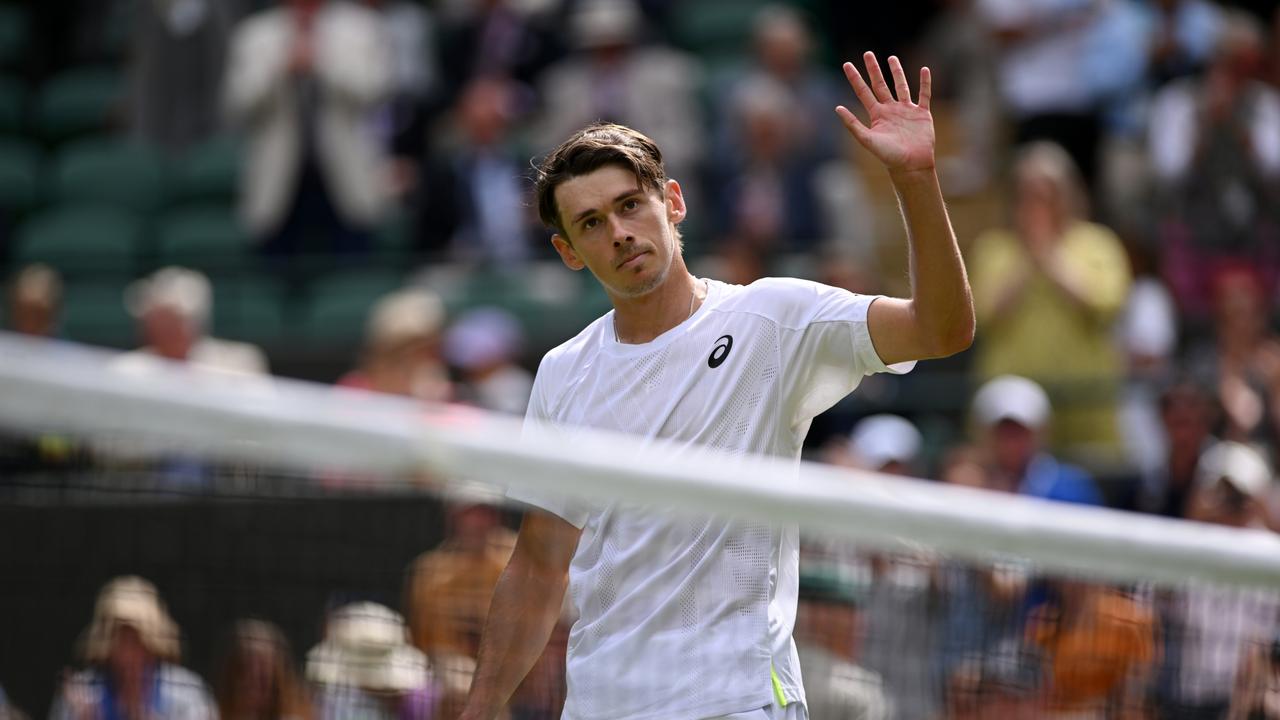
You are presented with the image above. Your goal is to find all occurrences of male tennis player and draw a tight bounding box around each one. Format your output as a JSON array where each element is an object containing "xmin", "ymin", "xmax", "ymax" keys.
[{"xmin": 460, "ymin": 53, "xmax": 974, "ymax": 720}]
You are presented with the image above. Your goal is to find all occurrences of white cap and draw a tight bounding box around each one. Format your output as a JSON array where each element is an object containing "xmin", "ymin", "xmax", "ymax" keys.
[
  {"xmin": 306, "ymin": 602, "xmax": 428, "ymax": 692},
  {"xmin": 125, "ymin": 267, "xmax": 212, "ymax": 326},
  {"xmin": 848, "ymin": 414, "xmax": 922, "ymax": 471},
  {"xmin": 365, "ymin": 289, "xmax": 445, "ymax": 350},
  {"xmin": 1196, "ymin": 441, "xmax": 1272, "ymax": 498},
  {"xmin": 972, "ymin": 375, "xmax": 1051, "ymax": 430}
]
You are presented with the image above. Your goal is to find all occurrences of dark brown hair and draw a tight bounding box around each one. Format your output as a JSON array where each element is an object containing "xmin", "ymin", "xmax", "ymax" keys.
[
  {"xmin": 215, "ymin": 619, "xmax": 313, "ymax": 720},
  {"xmin": 534, "ymin": 122, "xmax": 667, "ymax": 238}
]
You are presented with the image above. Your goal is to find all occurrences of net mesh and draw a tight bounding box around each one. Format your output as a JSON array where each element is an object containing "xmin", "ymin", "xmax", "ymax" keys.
[{"xmin": 2, "ymin": 332, "xmax": 1280, "ymax": 720}]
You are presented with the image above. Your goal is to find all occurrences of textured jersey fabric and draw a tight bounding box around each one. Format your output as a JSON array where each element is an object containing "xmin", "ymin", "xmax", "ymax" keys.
[{"xmin": 509, "ymin": 277, "xmax": 911, "ymax": 720}]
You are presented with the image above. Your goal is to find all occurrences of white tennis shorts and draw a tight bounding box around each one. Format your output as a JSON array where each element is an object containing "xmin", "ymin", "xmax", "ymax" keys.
[{"xmin": 710, "ymin": 703, "xmax": 808, "ymax": 720}]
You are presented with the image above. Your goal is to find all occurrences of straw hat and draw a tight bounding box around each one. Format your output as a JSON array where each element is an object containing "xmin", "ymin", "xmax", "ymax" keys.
[
  {"xmin": 306, "ymin": 603, "xmax": 429, "ymax": 692},
  {"xmin": 82, "ymin": 576, "xmax": 181, "ymax": 663}
]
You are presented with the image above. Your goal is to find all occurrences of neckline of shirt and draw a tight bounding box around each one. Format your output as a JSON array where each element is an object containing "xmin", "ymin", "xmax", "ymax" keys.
[{"xmin": 603, "ymin": 278, "xmax": 723, "ymax": 358}]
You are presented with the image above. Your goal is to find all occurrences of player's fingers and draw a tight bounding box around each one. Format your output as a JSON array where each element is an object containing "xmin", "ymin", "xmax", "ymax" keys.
[
  {"xmin": 888, "ymin": 56, "xmax": 912, "ymax": 103},
  {"xmin": 863, "ymin": 51, "xmax": 893, "ymax": 103},
  {"xmin": 835, "ymin": 105, "xmax": 872, "ymax": 146},
  {"xmin": 919, "ymin": 66, "xmax": 932, "ymax": 110},
  {"xmin": 841, "ymin": 61, "xmax": 877, "ymax": 110}
]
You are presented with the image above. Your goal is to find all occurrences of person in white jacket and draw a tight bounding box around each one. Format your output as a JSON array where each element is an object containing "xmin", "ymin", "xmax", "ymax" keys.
[{"xmin": 224, "ymin": 0, "xmax": 393, "ymax": 256}]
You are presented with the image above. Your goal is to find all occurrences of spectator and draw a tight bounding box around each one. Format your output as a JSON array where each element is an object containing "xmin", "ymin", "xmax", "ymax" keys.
[
  {"xmin": 1138, "ymin": 380, "xmax": 1219, "ymax": 519},
  {"xmin": 534, "ymin": 0, "xmax": 703, "ymax": 185},
  {"xmin": 714, "ymin": 5, "xmax": 840, "ymax": 172},
  {"xmin": 415, "ymin": 77, "xmax": 541, "ymax": 264},
  {"xmin": 50, "ymin": 576, "xmax": 216, "ymax": 720},
  {"xmin": 444, "ymin": 307, "xmax": 534, "ymax": 415},
  {"xmin": 975, "ymin": 0, "xmax": 1105, "ymax": 184},
  {"xmin": 224, "ymin": 0, "xmax": 393, "ymax": 257},
  {"xmin": 971, "ymin": 375, "xmax": 1103, "ymax": 505},
  {"xmin": 5, "ymin": 264, "xmax": 61, "ymax": 338},
  {"xmin": 1151, "ymin": 10, "xmax": 1280, "ymax": 320},
  {"xmin": 338, "ymin": 288, "xmax": 452, "ymax": 402},
  {"xmin": 130, "ymin": 0, "xmax": 245, "ymax": 153},
  {"xmin": 404, "ymin": 483, "xmax": 515, "ymax": 663},
  {"xmin": 1144, "ymin": 0, "xmax": 1224, "ymax": 87},
  {"xmin": 1026, "ymin": 580, "xmax": 1156, "ymax": 717},
  {"xmin": 712, "ymin": 76, "xmax": 825, "ymax": 258},
  {"xmin": 116, "ymin": 267, "xmax": 268, "ymax": 377},
  {"xmin": 434, "ymin": 0, "xmax": 561, "ymax": 105},
  {"xmin": 1116, "ymin": 258, "xmax": 1181, "ymax": 480},
  {"xmin": 1228, "ymin": 631, "xmax": 1280, "ymax": 720},
  {"xmin": 794, "ymin": 567, "xmax": 894, "ymax": 720},
  {"xmin": 1186, "ymin": 265, "xmax": 1280, "ymax": 449},
  {"xmin": 307, "ymin": 602, "xmax": 436, "ymax": 720},
  {"xmin": 1156, "ymin": 441, "xmax": 1280, "ymax": 717},
  {"xmin": 839, "ymin": 413, "xmax": 925, "ymax": 476},
  {"xmin": 215, "ymin": 619, "xmax": 313, "ymax": 720},
  {"xmin": 970, "ymin": 142, "xmax": 1131, "ymax": 459}
]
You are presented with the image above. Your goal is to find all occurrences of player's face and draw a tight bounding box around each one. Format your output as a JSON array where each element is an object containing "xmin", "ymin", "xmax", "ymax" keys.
[{"xmin": 550, "ymin": 166, "xmax": 686, "ymax": 300}]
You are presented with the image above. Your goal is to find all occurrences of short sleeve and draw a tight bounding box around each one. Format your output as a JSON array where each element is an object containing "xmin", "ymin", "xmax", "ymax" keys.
[
  {"xmin": 505, "ymin": 362, "xmax": 591, "ymax": 529},
  {"xmin": 775, "ymin": 280, "xmax": 914, "ymax": 432}
]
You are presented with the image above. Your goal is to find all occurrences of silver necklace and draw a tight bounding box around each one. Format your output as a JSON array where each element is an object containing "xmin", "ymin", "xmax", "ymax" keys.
[{"xmin": 615, "ymin": 280, "xmax": 701, "ymax": 343}]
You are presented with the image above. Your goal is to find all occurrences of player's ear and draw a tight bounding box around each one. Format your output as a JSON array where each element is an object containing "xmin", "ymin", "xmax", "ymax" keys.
[
  {"xmin": 551, "ymin": 233, "xmax": 586, "ymax": 271},
  {"xmin": 664, "ymin": 179, "xmax": 687, "ymax": 225}
]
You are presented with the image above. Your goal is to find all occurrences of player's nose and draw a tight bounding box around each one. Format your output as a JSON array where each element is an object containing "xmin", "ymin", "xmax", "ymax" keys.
[{"xmin": 607, "ymin": 215, "xmax": 632, "ymax": 246}]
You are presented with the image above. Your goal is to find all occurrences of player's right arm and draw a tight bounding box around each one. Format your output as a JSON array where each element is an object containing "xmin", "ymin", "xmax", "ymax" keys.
[{"xmin": 460, "ymin": 508, "xmax": 582, "ymax": 720}]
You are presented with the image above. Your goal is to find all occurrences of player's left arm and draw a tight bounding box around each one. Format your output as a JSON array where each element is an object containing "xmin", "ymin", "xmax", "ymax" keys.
[{"xmin": 836, "ymin": 52, "xmax": 975, "ymax": 366}]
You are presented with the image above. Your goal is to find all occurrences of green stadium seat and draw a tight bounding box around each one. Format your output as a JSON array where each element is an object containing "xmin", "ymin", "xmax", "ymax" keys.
[
  {"xmin": 373, "ymin": 207, "xmax": 413, "ymax": 258},
  {"xmin": 0, "ymin": 75, "xmax": 26, "ymax": 133},
  {"xmin": 0, "ymin": 6, "xmax": 28, "ymax": 69},
  {"xmin": 299, "ymin": 270, "xmax": 405, "ymax": 345},
  {"xmin": 61, "ymin": 279, "xmax": 135, "ymax": 348},
  {"xmin": 669, "ymin": 0, "xmax": 770, "ymax": 60},
  {"xmin": 0, "ymin": 138, "xmax": 41, "ymax": 211},
  {"xmin": 171, "ymin": 135, "xmax": 241, "ymax": 205},
  {"xmin": 212, "ymin": 275, "xmax": 287, "ymax": 346},
  {"xmin": 34, "ymin": 66, "xmax": 123, "ymax": 141},
  {"xmin": 13, "ymin": 205, "xmax": 142, "ymax": 275},
  {"xmin": 51, "ymin": 137, "xmax": 166, "ymax": 213},
  {"xmin": 155, "ymin": 204, "xmax": 249, "ymax": 272}
]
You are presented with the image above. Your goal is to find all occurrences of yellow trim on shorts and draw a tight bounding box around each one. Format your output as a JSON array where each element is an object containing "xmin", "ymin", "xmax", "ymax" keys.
[{"xmin": 770, "ymin": 664, "xmax": 788, "ymax": 708}]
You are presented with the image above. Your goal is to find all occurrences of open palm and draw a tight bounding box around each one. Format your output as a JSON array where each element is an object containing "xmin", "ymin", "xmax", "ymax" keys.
[{"xmin": 836, "ymin": 52, "xmax": 936, "ymax": 174}]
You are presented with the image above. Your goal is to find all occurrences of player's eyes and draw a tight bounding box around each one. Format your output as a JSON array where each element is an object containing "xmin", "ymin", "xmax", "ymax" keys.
[
  {"xmin": 622, "ymin": 199, "xmax": 639, "ymax": 212},
  {"xmin": 582, "ymin": 218, "xmax": 599, "ymax": 230}
]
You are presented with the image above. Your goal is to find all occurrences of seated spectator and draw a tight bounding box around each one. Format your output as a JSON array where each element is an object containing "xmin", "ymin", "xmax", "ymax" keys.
[
  {"xmin": 338, "ymin": 288, "xmax": 451, "ymax": 402},
  {"xmin": 795, "ymin": 567, "xmax": 894, "ymax": 719},
  {"xmin": 215, "ymin": 619, "xmax": 313, "ymax": 720},
  {"xmin": 434, "ymin": 0, "xmax": 561, "ymax": 105},
  {"xmin": 306, "ymin": 602, "xmax": 436, "ymax": 720},
  {"xmin": 50, "ymin": 576, "xmax": 216, "ymax": 720},
  {"xmin": 534, "ymin": 0, "xmax": 703, "ymax": 185},
  {"xmin": 1138, "ymin": 379, "xmax": 1218, "ymax": 519},
  {"xmin": 444, "ymin": 308, "xmax": 534, "ymax": 415},
  {"xmin": 116, "ymin": 267, "xmax": 268, "ymax": 376},
  {"xmin": 1156, "ymin": 441, "xmax": 1280, "ymax": 717},
  {"xmin": 713, "ymin": 5, "xmax": 840, "ymax": 172},
  {"xmin": 837, "ymin": 413, "xmax": 925, "ymax": 477},
  {"xmin": 405, "ymin": 483, "xmax": 515, "ymax": 663},
  {"xmin": 1151, "ymin": 9, "xmax": 1280, "ymax": 321},
  {"xmin": 1026, "ymin": 581, "xmax": 1156, "ymax": 717},
  {"xmin": 712, "ymin": 76, "xmax": 826, "ymax": 257},
  {"xmin": 224, "ymin": 0, "xmax": 393, "ymax": 257},
  {"xmin": 6, "ymin": 264, "xmax": 61, "ymax": 338},
  {"xmin": 971, "ymin": 375, "xmax": 1103, "ymax": 505},
  {"xmin": 970, "ymin": 142, "xmax": 1131, "ymax": 459},
  {"xmin": 415, "ymin": 77, "xmax": 542, "ymax": 264},
  {"xmin": 1185, "ymin": 265, "xmax": 1280, "ymax": 449}
]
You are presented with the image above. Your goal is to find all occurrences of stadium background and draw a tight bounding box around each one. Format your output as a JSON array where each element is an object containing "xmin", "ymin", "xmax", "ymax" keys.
[{"xmin": 2, "ymin": 0, "xmax": 1280, "ymax": 717}]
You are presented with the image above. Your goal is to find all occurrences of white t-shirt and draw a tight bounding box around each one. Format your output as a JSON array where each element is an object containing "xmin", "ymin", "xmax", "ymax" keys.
[{"xmin": 509, "ymin": 277, "xmax": 911, "ymax": 720}]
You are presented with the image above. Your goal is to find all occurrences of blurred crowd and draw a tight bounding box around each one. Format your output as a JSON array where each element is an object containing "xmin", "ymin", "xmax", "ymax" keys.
[{"xmin": 4, "ymin": 0, "xmax": 1280, "ymax": 717}]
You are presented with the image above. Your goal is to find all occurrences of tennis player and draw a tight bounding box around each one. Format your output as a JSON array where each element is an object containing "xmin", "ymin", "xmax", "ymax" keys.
[{"xmin": 460, "ymin": 53, "xmax": 974, "ymax": 720}]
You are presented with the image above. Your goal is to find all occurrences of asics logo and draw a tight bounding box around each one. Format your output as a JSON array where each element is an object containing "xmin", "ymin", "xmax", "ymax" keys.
[{"xmin": 708, "ymin": 335, "xmax": 733, "ymax": 368}]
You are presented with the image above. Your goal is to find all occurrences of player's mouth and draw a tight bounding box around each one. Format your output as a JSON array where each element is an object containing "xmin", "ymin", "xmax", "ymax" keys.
[{"xmin": 617, "ymin": 251, "xmax": 649, "ymax": 270}]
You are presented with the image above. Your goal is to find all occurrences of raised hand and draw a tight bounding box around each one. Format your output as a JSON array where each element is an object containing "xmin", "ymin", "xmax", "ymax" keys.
[{"xmin": 836, "ymin": 52, "xmax": 935, "ymax": 176}]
